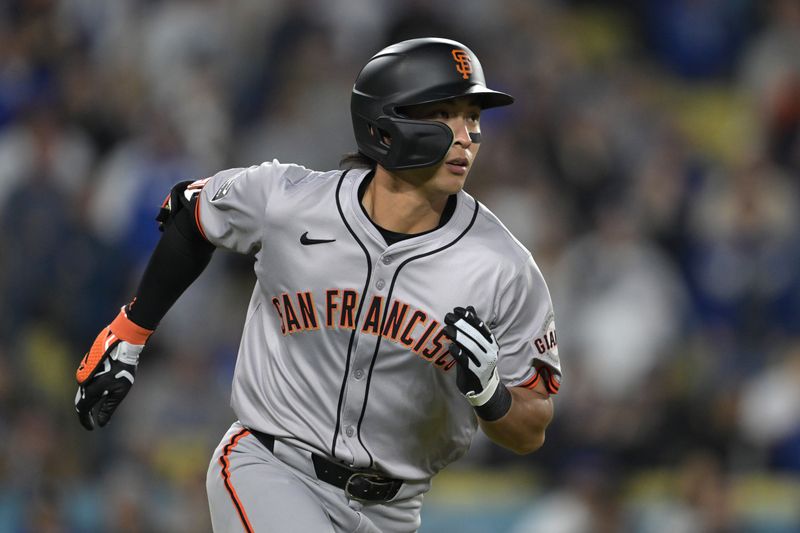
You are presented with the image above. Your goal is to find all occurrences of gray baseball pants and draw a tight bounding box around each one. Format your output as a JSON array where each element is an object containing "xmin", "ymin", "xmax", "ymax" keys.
[{"xmin": 206, "ymin": 422, "xmax": 425, "ymax": 532}]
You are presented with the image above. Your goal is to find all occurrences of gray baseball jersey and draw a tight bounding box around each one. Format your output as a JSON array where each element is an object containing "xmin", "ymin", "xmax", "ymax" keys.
[{"xmin": 196, "ymin": 160, "xmax": 561, "ymax": 483}]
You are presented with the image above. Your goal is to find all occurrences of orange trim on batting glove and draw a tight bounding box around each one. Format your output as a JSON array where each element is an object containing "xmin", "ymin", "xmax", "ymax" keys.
[
  {"xmin": 109, "ymin": 306, "xmax": 153, "ymax": 345},
  {"xmin": 75, "ymin": 307, "xmax": 153, "ymax": 384}
]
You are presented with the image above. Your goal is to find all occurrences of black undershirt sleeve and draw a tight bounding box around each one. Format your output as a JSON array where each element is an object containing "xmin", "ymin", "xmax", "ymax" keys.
[{"xmin": 126, "ymin": 201, "xmax": 215, "ymax": 330}]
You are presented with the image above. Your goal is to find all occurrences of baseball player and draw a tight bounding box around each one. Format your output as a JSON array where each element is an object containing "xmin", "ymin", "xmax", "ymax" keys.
[{"xmin": 74, "ymin": 38, "xmax": 562, "ymax": 532}]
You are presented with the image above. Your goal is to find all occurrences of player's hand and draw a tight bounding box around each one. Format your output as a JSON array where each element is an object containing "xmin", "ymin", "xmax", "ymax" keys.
[
  {"xmin": 443, "ymin": 306, "xmax": 501, "ymax": 406},
  {"xmin": 74, "ymin": 307, "xmax": 153, "ymax": 430}
]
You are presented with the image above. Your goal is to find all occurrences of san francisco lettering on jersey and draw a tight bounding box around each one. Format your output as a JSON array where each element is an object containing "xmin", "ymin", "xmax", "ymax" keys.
[{"xmin": 271, "ymin": 289, "xmax": 457, "ymax": 371}]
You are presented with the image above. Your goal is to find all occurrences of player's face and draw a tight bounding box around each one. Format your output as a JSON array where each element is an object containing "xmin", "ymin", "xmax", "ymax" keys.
[{"xmin": 394, "ymin": 97, "xmax": 482, "ymax": 195}]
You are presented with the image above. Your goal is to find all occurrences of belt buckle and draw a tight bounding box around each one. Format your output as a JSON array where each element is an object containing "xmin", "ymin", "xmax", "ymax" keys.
[{"xmin": 344, "ymin": 472, "xmax": 388, "ymax": 502}]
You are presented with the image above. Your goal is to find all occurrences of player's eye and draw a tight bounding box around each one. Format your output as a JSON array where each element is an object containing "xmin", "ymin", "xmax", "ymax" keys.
[{"xmin": 430, "ymin": 109, "xmax": 450, "ymax": 119}]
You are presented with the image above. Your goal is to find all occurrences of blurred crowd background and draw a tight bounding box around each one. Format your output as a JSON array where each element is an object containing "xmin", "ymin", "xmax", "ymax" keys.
[{"xmin": 1, "ymin": 0, "xmax": 800, "ymax": 531}]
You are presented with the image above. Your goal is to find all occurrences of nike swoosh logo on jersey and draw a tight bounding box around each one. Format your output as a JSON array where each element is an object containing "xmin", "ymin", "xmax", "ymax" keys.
[{"xmin": 300, "ymin": 232, "xmax": 336, "ymax": 245}]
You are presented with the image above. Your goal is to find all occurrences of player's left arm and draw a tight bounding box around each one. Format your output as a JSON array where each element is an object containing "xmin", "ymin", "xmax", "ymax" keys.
[
  {"xmin": 478, "ymin": 380, "xmax": 553, "ymax": 454},
  {"xmin": 444, "ymin": 306, "xmax": 559, "ymax": 454}
]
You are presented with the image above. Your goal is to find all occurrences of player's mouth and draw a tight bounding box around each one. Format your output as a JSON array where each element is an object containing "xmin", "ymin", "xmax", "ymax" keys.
[{"xmin": 445, "ymin": 157, "xmax": 469, "ymax": 175}]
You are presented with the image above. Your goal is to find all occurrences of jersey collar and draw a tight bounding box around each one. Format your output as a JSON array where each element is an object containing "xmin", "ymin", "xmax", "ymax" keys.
[{"xmin": 342, "ymin": 168, "xmax": 478, "ymax": 254}]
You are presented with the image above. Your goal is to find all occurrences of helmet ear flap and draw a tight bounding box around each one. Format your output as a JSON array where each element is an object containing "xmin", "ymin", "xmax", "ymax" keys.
[
  {"xmin": 375, "ymin": 117, "xmax": 453, "ymax": 170},
  {"xmin": 353, "ymin": 113, "xmax": 390, "ymax": 161},
  {"xmin": 353, "ymin": 112, "xmax": 453, "ymax": 170}
]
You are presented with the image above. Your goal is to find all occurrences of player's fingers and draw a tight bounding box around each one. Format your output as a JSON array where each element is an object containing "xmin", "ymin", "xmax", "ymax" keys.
[
  {"xmin": 75, "ymin": 386, "xmax": 97, "ymax": 431},
  {"xmin": 97, "ymin": 381, "xmax": 131, "ymax": 427},
  {"xmin": 453, "ymin": 353, "xmax": 482, "ymax": 395},
  {"xmin": 454, "ymin": 318, "xmax": 494, "ymax": 344},
  {"xmin": 96, "ymin": 397, "xmax": 117, "ymax": 427},
  {"xmin": 449, "ymin": 337, "xmax": 481, "ymax": 367},
  {"xmin": 443, "ymin": 324, "xmax": 457, "ymax": 340},
  {"xmin": 444, "ymin": 312, "xmax": 457, "ymax": 326},
  {"xmin": 448, "ymin": 343, "xmax": 468, "ymax": 366},
  {"xmin": 459, "ymin": 312, "xmax": 492, "ymax": 342},
  {"xmin": 456, "ymin": 337, "xmax": 485, "ymax": 364},
  {"xmin": 451, "ymin": 320, "xmax": 489, "ymax": 355},
  {"xmin": 463, "ymin": 312, "xmax": 482, "ymax": 330},
  {"xmin": 78, "ymin": 410, "xmax": 95, "ymax": 431}
]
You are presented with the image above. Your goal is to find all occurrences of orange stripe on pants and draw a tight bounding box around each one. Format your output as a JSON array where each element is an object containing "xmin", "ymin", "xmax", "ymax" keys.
[{"xmin": 219, "ymin": 429, "xmax": 254, "ymax": 533}]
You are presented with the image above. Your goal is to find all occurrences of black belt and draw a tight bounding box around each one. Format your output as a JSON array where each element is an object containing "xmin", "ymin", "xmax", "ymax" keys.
[{"xmin": 250, "ymin": 430, "xmax": 403, "ymax": 503}]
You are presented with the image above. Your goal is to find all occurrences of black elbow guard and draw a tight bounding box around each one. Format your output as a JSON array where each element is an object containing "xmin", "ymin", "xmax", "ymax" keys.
[{"xmin": 156, "ymin": 180, "xmax": 213, "ymax": 250}]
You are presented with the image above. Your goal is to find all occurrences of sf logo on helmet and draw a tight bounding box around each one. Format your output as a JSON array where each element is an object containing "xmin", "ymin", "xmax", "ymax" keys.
[{"xmin": 451, "ymin": 49, "xmax": 472, "ymax": 80}]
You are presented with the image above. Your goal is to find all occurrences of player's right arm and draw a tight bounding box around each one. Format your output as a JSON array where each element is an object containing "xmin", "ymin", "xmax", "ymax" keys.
[
  {"xmin": 74, "ymin": 161, "xmax": 306, "ymax": 429},
  {"xmin": 74, "ymin": 178, "xmax": 216, "ymax": 429}
]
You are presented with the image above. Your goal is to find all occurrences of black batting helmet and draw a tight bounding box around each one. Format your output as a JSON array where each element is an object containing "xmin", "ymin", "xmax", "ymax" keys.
[{"xmin": 351, "ymin": 37, "xmax": 514, "ymax": 170}]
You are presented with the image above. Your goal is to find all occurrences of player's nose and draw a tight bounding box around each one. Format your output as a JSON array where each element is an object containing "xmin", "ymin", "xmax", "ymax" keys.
[{"xmin": 451, "ymin": 117, "xmax": 473, "ymax": 148}]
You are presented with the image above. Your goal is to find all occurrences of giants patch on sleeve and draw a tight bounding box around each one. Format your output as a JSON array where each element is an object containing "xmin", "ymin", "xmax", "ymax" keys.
[
  {"xmin": 532, "ymin": 312, "xmax": 560, "ymax": 373},
  {"xmin": 533, "ymin": 313, "xmax": 558, "ymax": 356}
]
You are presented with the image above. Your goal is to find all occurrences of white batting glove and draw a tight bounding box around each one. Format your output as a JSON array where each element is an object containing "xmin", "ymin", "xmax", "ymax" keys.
[{"xmin": 444, "ymin": 306, "xmax": 511, "ymax": 421}]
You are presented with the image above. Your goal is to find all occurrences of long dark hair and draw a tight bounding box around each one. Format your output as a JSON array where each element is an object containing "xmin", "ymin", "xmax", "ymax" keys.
[{"xmin": 339, "ymin": 151, "xmax": 377, "ymax": 170}]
